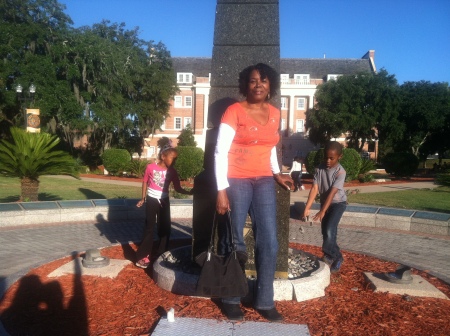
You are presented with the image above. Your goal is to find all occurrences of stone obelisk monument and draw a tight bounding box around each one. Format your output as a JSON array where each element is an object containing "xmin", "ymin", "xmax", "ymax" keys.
[{"xmin": 192, "ymin": 0, "xmax": 289, "ymax": 278}]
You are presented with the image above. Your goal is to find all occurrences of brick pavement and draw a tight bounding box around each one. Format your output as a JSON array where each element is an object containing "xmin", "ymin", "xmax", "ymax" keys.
[{"xmin": 1, "ymin": 216, "xmax": 449, "ymax": 299}]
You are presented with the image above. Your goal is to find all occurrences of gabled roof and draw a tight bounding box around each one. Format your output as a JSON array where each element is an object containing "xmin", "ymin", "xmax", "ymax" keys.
[
  {"xmin": 172, "ymin": 57, "xmax": 212, "ymax": 77},
  {"xmin": 280, "ymin": 58, "xmax": 373, "ymax": 79},
  {"xmin": 172, "ymin": 54, "xmax": 374, "ymax": 80}
]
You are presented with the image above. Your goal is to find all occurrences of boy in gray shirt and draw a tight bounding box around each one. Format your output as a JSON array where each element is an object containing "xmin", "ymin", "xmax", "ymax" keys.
[{"xmin": 302, "ymin": 141, "xmax": 347, "ymax": 273}]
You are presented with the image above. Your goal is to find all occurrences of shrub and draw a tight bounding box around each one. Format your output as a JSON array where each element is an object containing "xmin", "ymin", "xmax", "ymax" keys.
[
  {"xmin": 129, "ymin": 159, "xmax": 150, "ymax": 178},
  {"xmin": 340, "ymin": 148, "xmax": 362, "ymax": 182},
  {"xmin": 305, "ymin": 150, "xmax": 317, "ymax": 175},
  {"xmin": 382, "ymin": 152, "xmax": 419, "ymax": 177},
  {"xmin": 305, "ymin": 147, "xmax": 362, "ymax": 182},
  {"xmin": 174, "ymin": 146, "xmax": 204, "ymax": 180},
  {"xmin": 305, "ymin": 148, "xmax": 324, "ymax": 175},
  {"xmin": 101, "ymin": 149, "xmax": 131, "ymax": 176},
  {"xmin": 435, "ymin": 173, "xmax": 450, "ymax": 186},
  {"xmin": 359, "ymin": 159, "xmax": 375, "ymax": 175}
]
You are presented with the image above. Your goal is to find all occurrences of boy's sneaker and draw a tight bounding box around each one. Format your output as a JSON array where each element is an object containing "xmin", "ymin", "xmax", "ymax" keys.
[
  {"xmin": 322, "ymin": 255, "xmax": 334, "ymax": 266},
  {"xmin": 330, "ymin": 258, "xmax": 343, "ymax": 273},
  {"xmin": 300, "ymin": 185, "xmax": 305, "ymax": 190},
  {"xmin": 135, "ymin": 256, "xmax": 151, "ymax": 269}
]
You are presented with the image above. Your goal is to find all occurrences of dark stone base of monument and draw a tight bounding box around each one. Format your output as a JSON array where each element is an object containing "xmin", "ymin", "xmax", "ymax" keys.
[
  {"xmin": 192, "ymin": 170, "xmax": 217, "ymax": 259},
  {"xmin": 152, "ymin": 245, "xmax": 327, "ymax": 302}
]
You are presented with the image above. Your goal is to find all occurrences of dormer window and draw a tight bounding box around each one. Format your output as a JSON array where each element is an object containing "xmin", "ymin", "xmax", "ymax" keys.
[
  {"xmin": 327, "ymin": 74, "xmax": 341, "ymax": 81},
  {"xmin": 280, "ymin": 74, "xmax": 289, "ymax": 84},
  {"xmin": 294, "ymin": 74, "xmax": 310, "ymax": 85},
  {"xmin": 177, "ymin": 72, "xmax": 193, "ymax": 84}
]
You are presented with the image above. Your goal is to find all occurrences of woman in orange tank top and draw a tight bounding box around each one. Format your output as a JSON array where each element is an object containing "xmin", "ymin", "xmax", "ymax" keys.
[{"xmin": 215, "ymin": 63, "xmax": 292, "ymax": 322}]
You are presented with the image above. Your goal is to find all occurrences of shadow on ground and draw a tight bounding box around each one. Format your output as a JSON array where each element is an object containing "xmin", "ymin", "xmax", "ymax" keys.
[{"xmin": 0, "ymin": 253, "xmax": 89, "ymax": 335}]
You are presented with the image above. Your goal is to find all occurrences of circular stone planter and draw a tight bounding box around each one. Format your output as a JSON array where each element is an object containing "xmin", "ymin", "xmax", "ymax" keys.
[{"xmin": 153, "ymin": 246, "xmax": 330, "ymax": 302}]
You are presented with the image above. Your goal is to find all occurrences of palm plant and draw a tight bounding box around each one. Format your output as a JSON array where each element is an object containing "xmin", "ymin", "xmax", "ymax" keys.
[{"xmin": 0, "ymin": 127, "xmax": 79, "ymax": 201}]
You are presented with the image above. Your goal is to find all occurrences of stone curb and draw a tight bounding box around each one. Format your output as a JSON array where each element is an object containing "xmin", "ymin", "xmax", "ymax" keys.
[
  {"xmin": 2, "ymin": 199, "xmax": 447, "ymax": 236},
  {"xmin": 293, "ymin": 202, "xmax": 450, "ymax": 236}
]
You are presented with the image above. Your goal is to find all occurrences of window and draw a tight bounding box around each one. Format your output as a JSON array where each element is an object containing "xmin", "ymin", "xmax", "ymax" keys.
[
  {"xmin": 280, "ymin": 74, "xmax": 289, "ymax": 84},
  {"xmin": 297, "ymin": 98, "xmax": 306, "ymax": 110},
  {"xmin": 185, "ymin": 96, "xmax": 192, "ymax": 107},
  {"xmin": 174, "ymin": 96, "xmax": 182, "ymax": 108},
  {"xmin": 161, "ymin": 121, "xmax": 166, "ymax": 130},
  {"xmin": 327, "ymin": 74, "xmax": 341, "ymax": 81},
  {"xmin": 174, "ymin": 117, "xmax": 182, "ymax": 130},
  {"xmin": 280, "ymin": 97, "xmax": 287, "ymax": 110},
  {"xmin": 177, "ymin": 72, "xmax": 192, "ymax": 83},
  {"xmin": 281, "ymin": 118, "xmax": 286, "ymax": 131},
  {"xmin": 184, "ymin": 117, "xmax": 192, "ymax": 128},
  {"xmin": 294, "ymin": 74, "xmax": 310, "ymax": 85},
  {"xmin": 296, "ymin": 119, "xmax": 304, "ymax": 133},
  {"xmin": 148, "ymin": 146, "xmax": 155, "ymax": 156}
]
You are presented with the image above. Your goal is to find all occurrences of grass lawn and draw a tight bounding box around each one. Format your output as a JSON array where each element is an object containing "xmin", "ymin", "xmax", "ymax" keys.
[
  {"xmin": 1, "ymin": 176, "xmax": 449, "ymax": 214},
  {"xmin": 0, "ymin": 176, "xmax": 141, "ymax": 203},
  {"xmin": 347, "ymin": 186, "xmax": 450, "ymax": 214}
]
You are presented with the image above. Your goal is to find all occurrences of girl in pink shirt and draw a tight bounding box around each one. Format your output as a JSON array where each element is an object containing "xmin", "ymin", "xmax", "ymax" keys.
[{"xmin": 135, "ymin": 146, "xmax": 192, "ymax": 268}]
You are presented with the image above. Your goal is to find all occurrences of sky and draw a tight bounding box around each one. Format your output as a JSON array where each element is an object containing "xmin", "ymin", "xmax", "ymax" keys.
[{"xmin": 59, "ymin": 0, "xmax": 450, "ymax": 84}]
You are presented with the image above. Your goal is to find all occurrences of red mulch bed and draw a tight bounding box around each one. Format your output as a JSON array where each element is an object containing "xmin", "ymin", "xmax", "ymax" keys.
[{"xmin": 1, "ymin": 243, "xmax": 449, "ymax": 336}]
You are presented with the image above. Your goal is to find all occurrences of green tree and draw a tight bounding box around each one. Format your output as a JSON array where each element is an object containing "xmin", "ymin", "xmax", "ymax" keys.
[
  {"xmin": 0, "ymin": 0, "xmax": 76, "ymax": 135},
  {"xmin": 1, "ymin": 3, "xmax": 178, "ymax": 166},
  {"xmin": 397, "ymin": 81, "xmax": 450, "ymax": 159},
  {"xmin": 0, "ymin": 127, "xmax": 79, "ymax": 201},
  {"xmin": 177, "ymin": 124, "xmax": 197, "ymax": 147},
  {"xmin": 306, "ymin": 69, "xmax": 402, "ymax": 156}
]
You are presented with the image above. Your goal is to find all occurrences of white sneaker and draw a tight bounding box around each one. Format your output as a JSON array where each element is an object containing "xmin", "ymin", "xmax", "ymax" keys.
[{"xmin": 300, "ymin": 186, "xmax": 305, "ymax": 190}]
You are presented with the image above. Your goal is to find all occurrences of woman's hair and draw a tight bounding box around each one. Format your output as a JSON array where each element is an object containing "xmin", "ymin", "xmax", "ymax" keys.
[
  {"xmin": 324, "ymin": 141, "xmax": 344, "ymax": 155},
  {"xmin": 238, "ymin": 63, "xmax": 280, "ymax": 99}
]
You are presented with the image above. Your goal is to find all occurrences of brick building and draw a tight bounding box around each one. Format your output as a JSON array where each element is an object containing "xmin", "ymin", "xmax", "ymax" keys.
[{"xmin": 143, "ymin": 50, "xmax": 376, "ymax": 164}]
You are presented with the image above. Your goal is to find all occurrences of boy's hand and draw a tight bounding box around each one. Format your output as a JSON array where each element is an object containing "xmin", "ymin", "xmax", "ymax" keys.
[
  {"xmin": 302, "ymin": 209, "xmax": 310, "ymax": 221},
  {"xmin": 312, "ymin": 211, "xmax": 325, "ymax": 222}
]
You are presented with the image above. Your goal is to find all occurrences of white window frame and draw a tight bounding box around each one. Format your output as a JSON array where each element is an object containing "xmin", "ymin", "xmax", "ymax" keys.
[
  {"xmin": 327, "ymin": 74, "xmax": 341, "ymax": 81},
  {"xmin": 174, "ymin": 96, "xmax": 182, "ymax": 108},
  {"xmin": 280, "ymin": 74, "xmax": 289, "ymax": 84},
  {"xmin": 161, "ymin": 120, "xmax": 166, "ymax": 130},
  {"xmin": 297, "ymin": 97, "xmax": 306, "ymax": 110},
  {"xmin": 177, "ymin": 72, "xmax": 193, "ymax": 84},
  {"xmin": 174, "ymin": 117, "xmax": 182, "ymax": 130},
  {"xmin": 184, "ymin": 96, "xmax": 192, "ymax": 107},
  {"xmin": 294, "ymin": 74, "xmax": 310, "ymax": 85},
  {"xmin": 280, "ymin": 97, "xmax": 287, "ymax": 110},
  {"xmin": 184, "ymin": 117, "xmax": 192, "ymax": 128},
  {"xmin": 148, "ymin": 146, "xmax": 155, "ymax": 156},
  {"xmin": 281, "ymin": 118, "xmax": 286, "ymax": 131},
  {"xmin": 296, "ymin": 119, "xmax": 305, "ymax": 133}
]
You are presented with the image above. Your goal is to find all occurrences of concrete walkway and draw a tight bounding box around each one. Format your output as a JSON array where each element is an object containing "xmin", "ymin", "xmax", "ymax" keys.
[{"xmin": 0, "ymin": 178, "xmax": 449, "ymax": 335}]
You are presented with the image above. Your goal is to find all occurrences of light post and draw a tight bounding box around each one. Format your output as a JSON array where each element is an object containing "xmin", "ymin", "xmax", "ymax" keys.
[{"xmin": 16, "ymin": 84, "xmax": 38, "ymax": 130}]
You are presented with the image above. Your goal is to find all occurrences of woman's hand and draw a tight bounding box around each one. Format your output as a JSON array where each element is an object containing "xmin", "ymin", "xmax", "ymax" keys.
[
  {"xmin": 274, "ymin": 173, "xmax": 294, "ymax": 191},
  {"xmin": 216, "ymin": 189, "xmax": 230, "ymax": 215}
]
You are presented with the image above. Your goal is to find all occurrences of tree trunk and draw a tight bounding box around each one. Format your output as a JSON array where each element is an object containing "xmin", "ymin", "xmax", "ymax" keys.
[{"xmin": 21, "ymin": 177, "xmax": 40, "ymax": 202}]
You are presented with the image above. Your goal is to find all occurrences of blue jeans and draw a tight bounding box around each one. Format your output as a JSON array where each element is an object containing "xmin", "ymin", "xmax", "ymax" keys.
[
  {"xmin": 321, "ymin": 201, "xmax": 346, "ymax": 261},
  {"xmin": 222, "ymin": 177, "xmax": 278, "ymax": 310}
]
